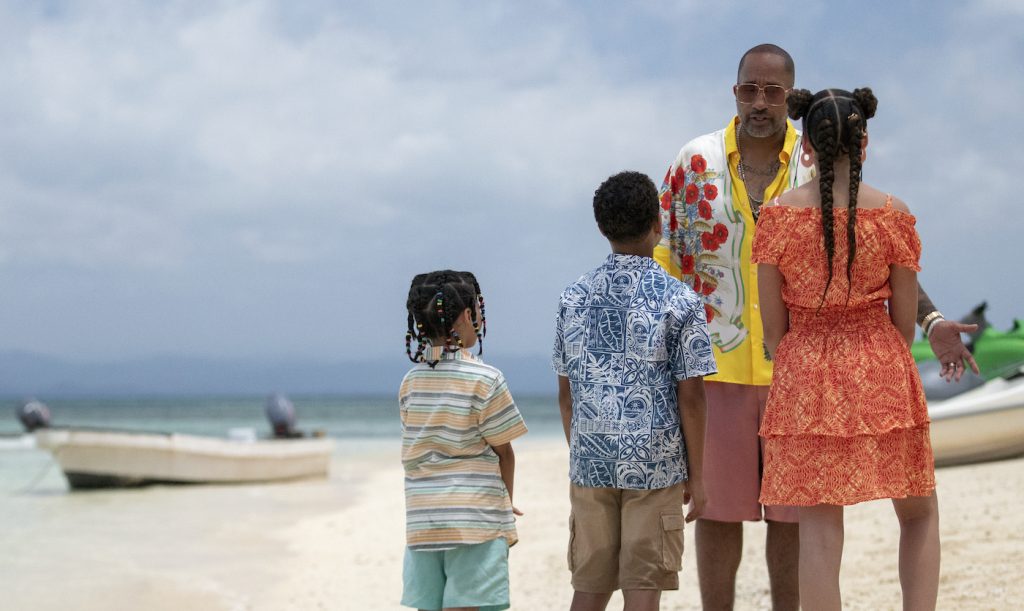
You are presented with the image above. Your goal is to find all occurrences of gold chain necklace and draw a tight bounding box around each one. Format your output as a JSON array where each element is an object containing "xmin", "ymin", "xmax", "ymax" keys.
[{"xmin": 736, "ymin": 129, "xmax": 781, "ymax": 220}]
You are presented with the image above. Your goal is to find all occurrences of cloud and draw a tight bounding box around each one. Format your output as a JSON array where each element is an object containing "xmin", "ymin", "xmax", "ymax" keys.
[{"xmin": 0, "ymin": 1, "xmax": 1020, "ymax": 361}]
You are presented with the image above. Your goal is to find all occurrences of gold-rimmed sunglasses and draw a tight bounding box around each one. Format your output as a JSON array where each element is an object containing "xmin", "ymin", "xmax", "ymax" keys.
[{"xmin": 733, "ymin": 83, "xmax": 789, "ymax": 106}]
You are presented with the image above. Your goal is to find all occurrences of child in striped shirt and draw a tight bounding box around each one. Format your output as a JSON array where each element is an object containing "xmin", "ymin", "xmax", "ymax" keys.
[{"xmin": 400, "ymin": 270, "xmax": 528, "ymax": 611}]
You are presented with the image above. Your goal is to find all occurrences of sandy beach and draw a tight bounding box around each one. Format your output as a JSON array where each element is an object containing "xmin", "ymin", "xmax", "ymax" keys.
[{"xmin": 1, "ymin": 437, "xmax": 1022, "ymax": 610}]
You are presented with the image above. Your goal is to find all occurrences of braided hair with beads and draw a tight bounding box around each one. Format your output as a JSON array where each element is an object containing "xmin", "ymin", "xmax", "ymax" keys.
[
  {"xmin": 787, "ymin": 87, "xmax": 878, "ymax": 308},
  {"xmin": 404, "ymin": 270, "xmax": 486, "ymax": 368}
]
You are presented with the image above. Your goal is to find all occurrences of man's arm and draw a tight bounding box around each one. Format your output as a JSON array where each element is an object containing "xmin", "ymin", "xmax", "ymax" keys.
[
  {"xmin": 915, "ymin": 282, "xmax": 938, "ymax": 327},
  {"xmin": 917, "ymin": 282, "xmax": 980, "ymax": 381},
  {"xmin": 678, "ymin": 377, "xmax": 707, "ymax": 522},
  {"xmin": 557, "ymin": 375, "xmax": 572, "ymax": 445}
]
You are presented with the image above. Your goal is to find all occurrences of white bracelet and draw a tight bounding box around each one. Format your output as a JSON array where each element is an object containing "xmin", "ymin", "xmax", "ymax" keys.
[{"xmin": 925, "ymin": 316, "xmax": 945, "ymax": 339}]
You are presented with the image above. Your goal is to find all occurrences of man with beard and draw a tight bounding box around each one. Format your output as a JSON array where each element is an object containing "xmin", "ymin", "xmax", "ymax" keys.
[{"xmin": 654, "ymin": 44, "xmax": 977, "ymax": 610}]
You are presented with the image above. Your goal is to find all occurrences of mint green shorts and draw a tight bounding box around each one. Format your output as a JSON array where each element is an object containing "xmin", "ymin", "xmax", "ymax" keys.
[{"xmin": 401, "ymin": 538, "xmax": 510, "ymax": 611}]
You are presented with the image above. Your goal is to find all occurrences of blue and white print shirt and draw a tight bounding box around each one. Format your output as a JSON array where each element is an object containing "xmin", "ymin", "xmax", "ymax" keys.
[{"xmin": 552, "ymin": 254, "xmax": 717, "ymax": 489}]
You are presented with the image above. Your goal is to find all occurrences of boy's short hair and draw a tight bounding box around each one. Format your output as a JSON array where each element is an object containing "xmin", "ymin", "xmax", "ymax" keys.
[{"xmin": 593, "ymin": 171, "xmax": 659, "ymax": 242}]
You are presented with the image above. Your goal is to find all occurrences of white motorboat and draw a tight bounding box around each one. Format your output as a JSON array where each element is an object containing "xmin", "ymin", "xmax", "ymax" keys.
[
  {"xmin": 0, "ymin": 433, "xmax": 36, "ymax": 450},
  {"xmin": 929, "ymin": 366, "xmax": 1024, "ymax": 467},
  {"xmin": 35, "ymin": 428, "xmax": 335, "ymax": 489}
]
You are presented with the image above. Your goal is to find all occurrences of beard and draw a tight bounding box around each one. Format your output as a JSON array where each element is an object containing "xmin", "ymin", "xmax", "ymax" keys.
[{"xmin": 741, "ymin": 114, "xmax": 787, "ymax": 139}]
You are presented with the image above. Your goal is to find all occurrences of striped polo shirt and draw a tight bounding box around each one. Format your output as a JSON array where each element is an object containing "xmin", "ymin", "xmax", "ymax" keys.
[{"xmin": 399, "ymin": 347, "xmax": 528, "ymax": 552}]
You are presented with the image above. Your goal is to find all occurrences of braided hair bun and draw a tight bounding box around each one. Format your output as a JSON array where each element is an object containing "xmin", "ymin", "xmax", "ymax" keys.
[
  {"xmin": 787, "ymin": 88, "xmax": 814, "ymax": 120},
  {"xmin": 851, "ymin": 87, "xmax": 878, "ymax": 119}
]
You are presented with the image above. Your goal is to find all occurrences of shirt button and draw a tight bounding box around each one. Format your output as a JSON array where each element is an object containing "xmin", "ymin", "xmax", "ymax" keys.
[{"xmin": 753, "ymin": 304, "xmax": 759, "ymax": 309}]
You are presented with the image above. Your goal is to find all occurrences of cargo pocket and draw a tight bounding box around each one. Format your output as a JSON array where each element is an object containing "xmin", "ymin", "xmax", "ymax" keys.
[
  {"xmin": 567, "ymin": 512, "xmax": 577, "ymax": 571},
  {"xmin": 660, "ymin": 513, "xmax": 685, "ymax": 571}
]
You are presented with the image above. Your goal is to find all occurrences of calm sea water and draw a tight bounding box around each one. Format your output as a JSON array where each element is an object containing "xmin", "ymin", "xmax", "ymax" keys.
[
  {"xmin": 0, "ymin": 394, "xmax": 562, "ymax": 495},
  {"xmin": 0, "ymin": 394, "xmax": 563, "ymax": 439}
]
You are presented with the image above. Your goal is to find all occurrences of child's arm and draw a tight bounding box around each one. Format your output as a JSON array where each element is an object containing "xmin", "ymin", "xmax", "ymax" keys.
[
  {"xmin": 491, "ymin": 442, "xmax": 523, "ymax": 515},
  {"xmin": 557, "ymin": 375, "xmax": 572, "ymax": 445},
  {"xmin": 757, "ymin": 263, "xmax": 789, "ymax": 358},
  {"xmin": 678, "ymin": 376, "xmax": 707, "ymax": 522}
]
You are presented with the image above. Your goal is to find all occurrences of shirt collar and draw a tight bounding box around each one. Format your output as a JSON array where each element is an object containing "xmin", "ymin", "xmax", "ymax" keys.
[
  {"xmin": 603, "ymin": 253, "xmax": 659, "ymax": 270},
  {"xmin": 725, "ymin": 116, "xmax": 797, "ymax": 164},
  {"xmin": 423, "ymin": 346, "xmax": 476, "ymax": 362}
]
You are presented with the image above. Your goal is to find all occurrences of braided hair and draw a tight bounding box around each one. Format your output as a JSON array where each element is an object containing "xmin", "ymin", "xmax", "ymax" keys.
[
  {"xmin": 788, "ymin": 87, "xmax": 878, "ymax": 308},
  {"xmin": 405, "ymin": 270, "xmax": 486, "ymax": 368}
]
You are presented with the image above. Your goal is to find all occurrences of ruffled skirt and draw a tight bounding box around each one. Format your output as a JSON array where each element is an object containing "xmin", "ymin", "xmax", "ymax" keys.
[{"xmin": 759, "ymin": 305, "xmax": 935, "ymax": 506}]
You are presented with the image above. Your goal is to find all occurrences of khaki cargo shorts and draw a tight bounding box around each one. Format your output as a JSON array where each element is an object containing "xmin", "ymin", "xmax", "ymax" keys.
[{"xmin": 567, "ymin": 482, "xmax": 686, "ymax": 592}]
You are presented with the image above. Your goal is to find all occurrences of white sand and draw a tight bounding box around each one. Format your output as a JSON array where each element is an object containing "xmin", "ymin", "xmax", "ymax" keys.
[
  {"xmin": 1, "ymin": 438, "xmax": 1022, "ymax": 610},
  {"xmin": 265, "ymin": 439, "xmax": 1024, "ymax": 610}
]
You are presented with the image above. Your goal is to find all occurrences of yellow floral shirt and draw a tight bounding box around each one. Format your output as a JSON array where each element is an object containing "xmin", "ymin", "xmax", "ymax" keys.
[{"xmin": 655, "ymin": 117, "xmax": 812, "ymax": 385}]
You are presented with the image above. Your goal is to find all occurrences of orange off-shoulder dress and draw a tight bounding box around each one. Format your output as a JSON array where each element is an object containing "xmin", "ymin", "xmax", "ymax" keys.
[{"xmin": 751, "ymin": 197, "xmax": 935, "ymax": 506}]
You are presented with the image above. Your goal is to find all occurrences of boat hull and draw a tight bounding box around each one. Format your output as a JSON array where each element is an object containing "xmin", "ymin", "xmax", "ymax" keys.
[
  {"xmin": 35, "ymin": 429, "xmax": 335, "ymax": 490},
  {"xmin": 929, "ymin": 375, "xmax": 1024, "ymax": 467}
]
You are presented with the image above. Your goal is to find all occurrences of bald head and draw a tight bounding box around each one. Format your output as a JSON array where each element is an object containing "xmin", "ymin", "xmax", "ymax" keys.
[{"xmin": 737, "ymin": 44, "xmax": 795, "ymax": 82}]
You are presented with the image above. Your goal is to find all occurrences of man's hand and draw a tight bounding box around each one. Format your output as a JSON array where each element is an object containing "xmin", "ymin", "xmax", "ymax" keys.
[
  {"xmin": 512, "ymin": 506, "xmax": 524, "ymax": 516},
  {"xmin": 928, "ymin": 320, "xmax": 980, "ymax": 382},
  {"xmin": 683, "ymin": 478, "xmax": 706, "ymax": 523}
]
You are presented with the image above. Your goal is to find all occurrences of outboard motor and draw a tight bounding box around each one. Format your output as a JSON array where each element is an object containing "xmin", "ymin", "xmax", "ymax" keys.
[
  {"xmin": 917, "ymin": 361, "xmax": 985, "ymax": 402},
  {"xmin": 16, "ymin": 399, "xmax": 51, "ymax": 432},
  {"xmin": 265, "ymin": 393, "xmax": 300, "ymax": 438}
]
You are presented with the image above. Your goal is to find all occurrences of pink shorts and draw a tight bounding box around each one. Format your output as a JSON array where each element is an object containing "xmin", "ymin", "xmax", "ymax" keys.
[{"xmin": 702, "ymin": 381, "xmax": 799, "ymax": 523}]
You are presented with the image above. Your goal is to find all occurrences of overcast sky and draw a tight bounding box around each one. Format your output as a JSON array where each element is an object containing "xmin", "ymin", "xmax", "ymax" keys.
[{"xmin": 1, "ymin": 0, "xmax": 1021, "ymax": 365}]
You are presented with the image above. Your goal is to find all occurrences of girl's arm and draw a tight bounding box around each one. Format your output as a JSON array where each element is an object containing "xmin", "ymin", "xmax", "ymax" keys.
[
  {"xmin": 889, "ymin": 265, "xmax": 918, "ymax": 345},
  {"xmin": 491, "ymin": 442, "xmax": 522, "ymax": 515},
  {"xmin": 757, "ymin": 263, "xmax": 789, "ymax": 358}
]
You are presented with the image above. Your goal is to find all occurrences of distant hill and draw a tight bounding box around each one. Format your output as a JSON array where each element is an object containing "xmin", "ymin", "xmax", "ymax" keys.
[{"xmin": 0, "ymin": 350, "xmax": 554, "ymax": 397}]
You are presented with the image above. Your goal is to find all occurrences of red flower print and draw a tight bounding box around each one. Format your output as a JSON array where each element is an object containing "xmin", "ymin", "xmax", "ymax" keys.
[
  {"xmin": 669, "ymin": 215, "xmax": 678, "ymax": 232},
  {"xmin": 671, "ymin": 166, "xmax": 686, "ymax": 193},
  {"xmin": 702, "ymin": 280, "xmax": 717, "ymax": 296},
  {"xmin": 701, "ymin": 232, "xmax": 719, "ymax": 251},
  {"xmin": 692, "ymin": 274, "xmax": 702, "ymax": 293},
  {"xmin": 661, "ymin": 191, "xmax": 672, "ymax": 210},
  {"xmin": 704, "ymin": 303, "xmax": 715, "ymax": 323},
  {"xmin": 704, "ymin": 183, "xmax": 718, "ymax": 201},
  {"xmin": 681, "ymin": 254, "xmax": 695, "ymax": 275},
  {"xmin": 685, "ymin": 183, "xmax": 700, "ymax": 204},
  {"xmin": 698, "ymin": 200, "xmax": 713, "ymax": 220},
  {"xmin": 690, "ymin": 154, "xmax": 707, "ymax": 174},
  {"xmin": 713, "ymin": 222, "xmax": 729, "ymax": 244}
]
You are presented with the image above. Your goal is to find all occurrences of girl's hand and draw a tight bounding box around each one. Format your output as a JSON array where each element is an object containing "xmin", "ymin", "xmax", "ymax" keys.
[{"xmin": 512, "ymin": 506, "xmax": 524, "ymax": 516}]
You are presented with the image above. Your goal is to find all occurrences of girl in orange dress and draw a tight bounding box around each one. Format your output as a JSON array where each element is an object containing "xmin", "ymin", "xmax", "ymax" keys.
[{"xmin": 752, "ymin": 88, "xmax": 939, "ymax": 611}]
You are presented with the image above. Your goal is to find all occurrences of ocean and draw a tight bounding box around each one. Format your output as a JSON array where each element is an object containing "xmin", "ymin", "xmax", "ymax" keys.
[
  {"xmin": 0, "ymin": 394, "xmax": 563, "ymax": 439},
  {"xmin": 0, "ymin": 394, "xmax": 563, "ymax": 494}
]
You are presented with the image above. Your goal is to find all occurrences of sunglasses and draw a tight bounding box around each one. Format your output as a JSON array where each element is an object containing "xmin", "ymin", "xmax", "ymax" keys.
[{"xmin": 733, "ymin": 83, "xmax": 789, "ymax": 106}]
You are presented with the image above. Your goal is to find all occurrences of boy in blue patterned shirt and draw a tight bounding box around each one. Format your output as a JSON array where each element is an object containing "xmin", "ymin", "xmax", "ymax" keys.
[{"xmin": 553, "ymin": 171, "xmax": 716, "ymax": 610}]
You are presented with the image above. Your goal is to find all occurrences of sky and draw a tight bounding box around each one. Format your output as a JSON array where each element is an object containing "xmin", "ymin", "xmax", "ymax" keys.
[{"xmin": 1, "ymin": 0, "xmax": 1022, "ymax": 367}]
